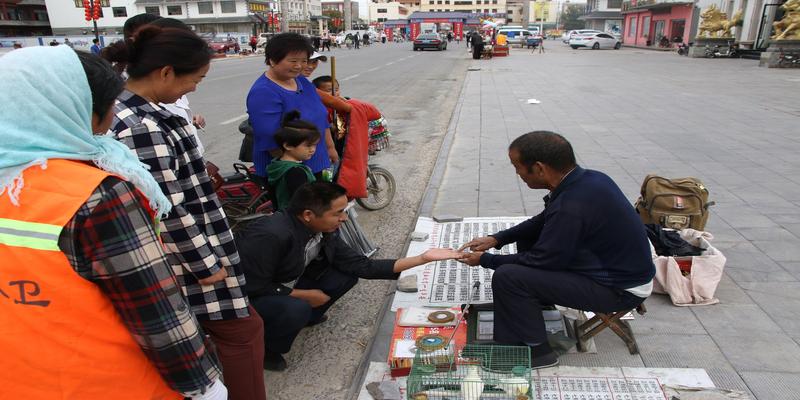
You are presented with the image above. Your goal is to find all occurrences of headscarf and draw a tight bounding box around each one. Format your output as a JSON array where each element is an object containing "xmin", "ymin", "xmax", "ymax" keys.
[{"xmin": 0, "ymin": 45, "xmax": 172, "ymax": 218}]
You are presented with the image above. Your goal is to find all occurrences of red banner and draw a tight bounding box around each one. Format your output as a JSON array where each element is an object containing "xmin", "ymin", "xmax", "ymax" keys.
[
  {"xmin": 453, "ymin": 22, "xmax": 463, "ymax": 39},
  {"xmin": 384, "ymin": 27, "xmax": 393, "ymax": 42},
  {"xmin": 410, "ymin": 23, "xmax": 420, "ymax": 40}
]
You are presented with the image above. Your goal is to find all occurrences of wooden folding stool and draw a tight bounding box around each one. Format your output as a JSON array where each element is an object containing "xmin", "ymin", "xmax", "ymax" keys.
[{"xmin": 574, "ymin": 303, "xmax": 647, "ymax": 355}]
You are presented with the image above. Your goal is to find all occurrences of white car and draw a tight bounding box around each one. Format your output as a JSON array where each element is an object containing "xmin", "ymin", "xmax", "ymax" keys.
[
  {"xmin": 562, "ymin": 29, "xmax": 603, "ymax": 44},
  {"xmin": 569, "ymin": 32, "xmax": 621, "ymax": 50}
]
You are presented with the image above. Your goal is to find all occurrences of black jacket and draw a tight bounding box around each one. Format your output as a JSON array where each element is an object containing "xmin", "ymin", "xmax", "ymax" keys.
[{"xmin": 235, "ymin": 211, "xmax": 398, "ymax": 297}]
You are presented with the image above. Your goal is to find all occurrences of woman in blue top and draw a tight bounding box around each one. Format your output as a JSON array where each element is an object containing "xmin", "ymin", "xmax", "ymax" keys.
[{"xmin": 247, "ymin": 33, "xmax": 337, "ymax": 178}]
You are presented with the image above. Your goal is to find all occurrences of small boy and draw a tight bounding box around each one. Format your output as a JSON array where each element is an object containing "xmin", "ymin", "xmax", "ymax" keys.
[{"xmin": 267, "ymin": 111, "xmax": 322, "ymax": 210}]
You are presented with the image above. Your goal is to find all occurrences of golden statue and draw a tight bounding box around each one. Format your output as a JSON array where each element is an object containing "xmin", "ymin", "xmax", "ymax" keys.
[
  {"xmin": 697, "ymin": 5, "xmax": 744, "ymax": 38},
  {"xmin": 772, "ymin": 0, "xmax": 800, "ymax": 40}
]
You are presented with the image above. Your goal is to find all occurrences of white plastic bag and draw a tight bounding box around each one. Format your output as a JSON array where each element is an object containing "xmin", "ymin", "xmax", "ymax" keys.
[{"xmin": 651, "ymin": 229, "xmax": 726, "ymax": 306}]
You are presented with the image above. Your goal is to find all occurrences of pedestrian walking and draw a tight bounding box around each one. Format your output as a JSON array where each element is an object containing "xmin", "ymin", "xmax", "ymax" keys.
[
  {"xmin": 103, "ymin": 25, "xmax": 267, "ymax": 400},
  {"xmin": 90, "ymin": 38, "xmax": 102, "ymax": 55},
  {"xmin": 249, "ymin": 35, "xmax": 258, "ymax": 53},
  {"xmin": 63, "ymin": 37, "xmax": 74, "ymax": 48},
  {"xmin": 354, "ymin": 32, "xmax": 360, "ymax": 49},
  {"xmin": 49, "ymin": 38, "xmax": 58, "ymax": 46},
  {"xmin": 0, "ymin": 45, "xmax": 226, "ymax": 400},
  {"xmin": 471, "ymin": 32, "xmax": 484, "ymax": 59},
  {"xmin": 322, "ymin": 32, "xmax": 332, "ymax": 51}
]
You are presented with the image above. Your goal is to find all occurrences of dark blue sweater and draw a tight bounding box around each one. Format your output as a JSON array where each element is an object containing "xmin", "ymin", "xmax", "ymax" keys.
[{"xmin": 480, "ymin": 167, "xmax": 655, "ymax": 289}]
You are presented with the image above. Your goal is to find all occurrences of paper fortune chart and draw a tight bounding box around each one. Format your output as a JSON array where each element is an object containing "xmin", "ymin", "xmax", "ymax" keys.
[
  {"xmin": 393, "ymin": 217, "xmax": 529, "ymax": 310},
  {"xmin": 534, "ymin": 376, "xmax": 667, "ymax": 400}
]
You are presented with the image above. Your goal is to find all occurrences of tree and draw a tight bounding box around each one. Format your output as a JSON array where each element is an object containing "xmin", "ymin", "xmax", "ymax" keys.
[
  {"xmin": 323, "ymin": 9, "xmax": 343, "ymax": 32},
  {"xmin": 560, "ymin": 4, "xmax": 586, "ymax": 30}
]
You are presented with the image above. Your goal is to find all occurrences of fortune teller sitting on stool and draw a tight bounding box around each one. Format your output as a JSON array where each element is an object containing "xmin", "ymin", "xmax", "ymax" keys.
[
  {"xmin": 235, "ymin": 181, "xmax": 465, "ymax": 371},
  {"xmin": 459, "ymin": 131, "xmax": 655, "ymax": 369}
]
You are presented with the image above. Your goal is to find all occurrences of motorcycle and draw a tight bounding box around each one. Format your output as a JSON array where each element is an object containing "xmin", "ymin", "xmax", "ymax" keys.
[
  {"xmin": 778, "ymin": 48, "xmax": 800, "ymax": 67},
  {"xmin": 705, "ymin": 41, "xmax": 738, "ymax": 58},
  {"xmin": 677, "ymin": 42, "xmax": 691, "ymax": 56}
]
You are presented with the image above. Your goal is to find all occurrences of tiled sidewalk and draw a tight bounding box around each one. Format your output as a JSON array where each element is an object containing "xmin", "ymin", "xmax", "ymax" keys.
[{"xmin": 429, "ymin": 43, "xmax": 800, "ymax": 399}]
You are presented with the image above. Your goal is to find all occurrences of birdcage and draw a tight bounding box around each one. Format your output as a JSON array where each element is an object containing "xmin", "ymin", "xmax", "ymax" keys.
[{"xmin": 406, "ymin": 344, "xmax": 533, "ymax": 400}]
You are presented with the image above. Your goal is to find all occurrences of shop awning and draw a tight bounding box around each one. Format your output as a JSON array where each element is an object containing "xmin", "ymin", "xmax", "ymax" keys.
[
  {"xmin": 579, "ymin": 11, "xmax": 623, "ymax": 20},
  {"xmin": 621, "ymin": 1, "xmax": 693, "ymax": 13}
]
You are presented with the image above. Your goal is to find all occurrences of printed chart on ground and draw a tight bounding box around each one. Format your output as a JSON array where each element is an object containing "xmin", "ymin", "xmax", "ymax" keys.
[
  {"xmin": 358, "ymin": 363, "xmax": 716, "ymax": 400},
  {"xmin": 392, "ymin": 216, "xmax": 529, "ymax": 311}
]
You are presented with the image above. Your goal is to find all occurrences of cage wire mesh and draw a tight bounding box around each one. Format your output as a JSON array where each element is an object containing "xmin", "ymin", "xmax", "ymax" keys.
[{"xmin": 407, "ymin": 344, "xmax": 533, "ymax": 400}]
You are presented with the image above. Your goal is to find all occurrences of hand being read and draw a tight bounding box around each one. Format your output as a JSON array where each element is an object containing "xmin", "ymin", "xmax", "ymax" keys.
[
  {"xmin": 420, "ymin": 248, "xmax": 468, "ymax": 263},
  {"xmin": 305, "ymin": 289, "xmax": 331, "ymax": 308},
  {"xmin": 458, "ymin": 236, "xmax": 498, "ymax": 252},
  {"xmin": 328, "ymin": 149, "xmax": 340, "ymax": 164},
  {"xmin": 192, "ymin": 114, "xmax": 206, "ymax": 129}
]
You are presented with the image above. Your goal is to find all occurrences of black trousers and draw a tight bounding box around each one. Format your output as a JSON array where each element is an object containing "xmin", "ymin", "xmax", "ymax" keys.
[
  {"xmin": 250, "ymin": 268, "xmax": 358, "ymax": 354},
  {"xmin": 472, "ymin": 44, "xmax": 484, "ymax": 59},
  {"xmin": 492, "ymin": 265, "xmax": 645, "ymax": 346}
]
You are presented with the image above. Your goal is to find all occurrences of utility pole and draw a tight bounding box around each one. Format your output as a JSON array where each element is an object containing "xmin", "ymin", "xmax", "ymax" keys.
[
  {"xmin": 522, "ymin": 0, "xmax": 531, "ymax": 30},
  {"xmin": 280, "ymin": 0, "xmax": 289, "ymax": 31},
  {"xmin": 343, "ymin": 0, "xmax": 352, "ymax": 30}
]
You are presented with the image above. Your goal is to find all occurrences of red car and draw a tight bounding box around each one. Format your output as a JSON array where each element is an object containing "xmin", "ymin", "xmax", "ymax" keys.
[{"xmin": 208, "ymin": 37, "xmax": 240, "ymax": 54}]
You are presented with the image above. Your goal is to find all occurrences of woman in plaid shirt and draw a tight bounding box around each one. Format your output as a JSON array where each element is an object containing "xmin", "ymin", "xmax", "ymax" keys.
[{"xmin": 104, "ymin": 26, "xmax": 267, "ymax": 400}]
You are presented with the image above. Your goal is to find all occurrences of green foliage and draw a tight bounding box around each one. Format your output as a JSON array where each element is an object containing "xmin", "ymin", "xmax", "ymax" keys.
[{"xmin": 561, "ymin": 4, "xmax": 586, "ymax": 30}]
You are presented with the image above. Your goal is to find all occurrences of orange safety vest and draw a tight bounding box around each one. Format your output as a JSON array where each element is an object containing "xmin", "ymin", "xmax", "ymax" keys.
[{"xmin": 0, "ymin": 159, "xmax": 182, "ymax": 400}]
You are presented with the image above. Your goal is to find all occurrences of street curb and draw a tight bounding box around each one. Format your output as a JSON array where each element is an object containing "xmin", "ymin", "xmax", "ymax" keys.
[{"xmin": 346, "ymin": 66, "xmax": 473, "ymax": 400}]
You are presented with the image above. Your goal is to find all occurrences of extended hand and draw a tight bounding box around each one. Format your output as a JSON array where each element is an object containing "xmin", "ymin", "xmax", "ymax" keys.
[
  {"xmin": 458, "ymin": 251, "xmax": 484, "ymax": 266},
  {"xmin": 458, "ymin": 236, "xmax": 498, "ymax": 252},
  {"xmin": 198, "ymin": 267, "xmax": 227, "ymax": 286},
  {"xmin": 420, "ymin": 248, "xmax": 468, "ymax": 263},
  {"xmin": 328, "ymin": 148, "xmax": 340, "ymax": 164}
]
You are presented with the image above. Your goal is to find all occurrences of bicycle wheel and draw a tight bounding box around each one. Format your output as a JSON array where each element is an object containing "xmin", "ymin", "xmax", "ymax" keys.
[{"xmin": 356, "ymin": 166, "xmax": 396, "ymax": 211}]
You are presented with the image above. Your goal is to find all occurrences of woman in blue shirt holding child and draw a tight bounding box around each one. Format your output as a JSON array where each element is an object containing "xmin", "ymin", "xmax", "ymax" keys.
[{"xmin": 246, "ymin": 33, "xmax": 338, "ymax": 180}]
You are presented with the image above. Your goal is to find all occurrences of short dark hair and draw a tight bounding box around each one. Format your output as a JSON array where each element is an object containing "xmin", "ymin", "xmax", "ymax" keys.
[
  {"xmin": 264, "ymin": 33, "xmax": 314, "ymax": 66},
  {"xmin": 92, "ymin": 38, "xmax": 99, "ymax": 44},
  {"xmin": 123, "ymin": 13, "xmax": 161, "ymax": 39},
  {"xmin": 509, "ymin": 131, "xmax": 577, "ymax": 173},
  {"xmin": 149, "ymin": 17, "xmax": 191, "ymax": 30},
  {"xmin": 102, "ymin": 26, "xmax": 211, "ymax": 78},
  {"xmin": 311, "ymin": 75, "xmax": 337, "ymax": 88},
  {"xmin": 75, "ymin": 51, "xmax": 124, "ymax": 120},
  {"xmin": 274, "ymin": 110, "xmax": 321, "ymax": 150},
  {"xmin": 287, "ymin": 182, "xmax": 347, "ymax": 216}
]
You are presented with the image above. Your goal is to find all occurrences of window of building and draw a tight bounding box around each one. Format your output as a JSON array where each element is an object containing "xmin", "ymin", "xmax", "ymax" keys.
[
  {"xmin": 445, "ymin": 0, "xmax": 450, "ymax": 3},
  {"xmin": 429, "ymin": 0, "xmax": 434, "ymax": 3},
  {"xmin": 492, "ymin": 8, "xmax": 496, "ymax": 12},
  {"xmin": 607, "ymin": 0, "xmax": 622, "ymax": 8},
  {"xmin": 34, "ymin": 9, "xmax": 49, "ymax": 20},
  {"xmin": 167, "ymin": 5, "xmax": 182, "ymax": 15},
  {"xmin": 220, "ymin": 1, "xmax": 236, "ymax": 13},
  {"xmin": 378, "ymin": 17, "xmax": 387, "ymax": 21},
  {"xmin": 492, "ymin": 0, "xmax": 497, "ymax": 3},
  {"xmin": 444, "ymin": 8, "xmax": 450, "ymax": 11},
  {"xmin": 437, "ymin": 1, "xmax": 442, "ymax": 4},
  {"xmin": 484, "ymin": 8, "xmax": 489, "ymax": 12},
  {"xmin": 377, "ymin": 8, "xmax": 387, "ymax": 12},
  {"xmin": 198, "ymin": 1, "xmax": 213, "ymax": 13},
  {"xmin": 628, "ymin": 16, "xmax": 637, "ymax": 37},
  {"xmin": 641, "ymin": 16, "xmax": 650, "ymax": 37},
  {"xmin": 144, "ymin": 6, "xmax": 160, "ymax": 15},
  {"xmin": 112, "ymin": 6, "xmax": 127, "ymax": 17}
]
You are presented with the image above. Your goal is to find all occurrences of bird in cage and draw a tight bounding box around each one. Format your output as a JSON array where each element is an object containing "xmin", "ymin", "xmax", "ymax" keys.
[{"xmin": 461, "ymin": 364, "xmax": 485, "ymax": 400}]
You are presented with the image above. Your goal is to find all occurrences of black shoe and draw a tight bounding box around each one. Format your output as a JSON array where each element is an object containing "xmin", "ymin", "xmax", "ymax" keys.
[
  {"xmin": 305, "ymin": 314, "xmax": 328, "ymax": 327},
  {"xmin": 529, "ymin": 343, "xmax": 559, "ymax": 370},
  {"xmin": 263, "ymin": 352, "xmax": 287, "ymax": 371}
]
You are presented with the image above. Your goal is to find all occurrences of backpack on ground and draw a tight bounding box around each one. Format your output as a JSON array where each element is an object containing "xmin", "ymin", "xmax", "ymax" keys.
[{"xmin": 635, "ymin": 175, "xmax": 715, "ymax": 230}]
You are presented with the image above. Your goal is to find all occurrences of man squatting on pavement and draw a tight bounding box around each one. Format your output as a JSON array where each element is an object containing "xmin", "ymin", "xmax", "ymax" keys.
[{"xmin": 460, "ymin": 131, "xmax": 656, "ymax": 369}]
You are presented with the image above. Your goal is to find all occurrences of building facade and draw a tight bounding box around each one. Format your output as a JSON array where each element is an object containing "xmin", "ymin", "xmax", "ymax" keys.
[
  {"xmin": 43, "ymin": 0, "xmax": 273, "ymax": 35},
  {"xmin": 1, "ymin": 0, "xmax": 51, "ymax": 36},
  {"xmin": 418, "ymin": 0, "xmax": 507, "ymax": 18},
  {"xmin": 622, "ymin": 0, "xmax": 785, "ymax": 50},
  {"xmin": 369, "ymin": 1, "xmax": 409, "ymax": 22},
  {"xmin": 320, "ymin": 0, "xmax": 359, "ymax": 17},
  {"xmin": 581, "ymin": 0, "xmax": 622, "ymax": 33}
]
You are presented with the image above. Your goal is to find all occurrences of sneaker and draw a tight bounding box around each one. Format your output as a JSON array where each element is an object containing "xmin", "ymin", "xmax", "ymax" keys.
[
  {"xmin": 305, "ymin": 314, "xmax": 329, "ymax": 327},
  {"xmin": 529, "ymin": 343, "xmax": 559, "ymax": 370},
  {"xmin": 263, "ymin": 352, "xmax": 287, "ymax": 371}
]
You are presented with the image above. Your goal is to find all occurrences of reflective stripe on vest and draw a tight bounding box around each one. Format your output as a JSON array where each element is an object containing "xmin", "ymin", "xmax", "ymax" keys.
[{"xmin": 0, "ymin": 217, "xmax": 61, "ymax": 251}]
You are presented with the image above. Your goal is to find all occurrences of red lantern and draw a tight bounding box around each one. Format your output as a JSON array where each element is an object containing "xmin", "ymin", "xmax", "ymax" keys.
[
  {"xmin": 92, "ymin": 2, "xmax": 101, "ymax": 20},
  {"xmin": 83, "ymin": 0, "xmax": 92, "ymax": 21}
]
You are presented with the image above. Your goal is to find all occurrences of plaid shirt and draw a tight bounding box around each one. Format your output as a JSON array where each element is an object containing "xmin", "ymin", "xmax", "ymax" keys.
[
  {"xmin": 111, "ymin": 90, "xmax": 249, "ymax": 321},
  {"xmin": 60, "ymin": 176, "xmax": 220, "ymax": 396}
]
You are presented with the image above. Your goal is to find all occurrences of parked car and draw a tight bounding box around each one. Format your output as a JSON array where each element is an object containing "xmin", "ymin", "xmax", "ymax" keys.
[
  {"xmin": 569, "ymin": 32, "xmax": 621, "ymax": 50},
  {"xmin": 256, "ymin": 32, "xmax": 277, "ymax": 48},
  {"xmin": 208, "ymin": 36, "xmax": 240, "ymax": 53},
  {"xmin": 497, "ymin": 28, "xmax": 532, "ymax": 46},
  {"xmin": 562, "ymin": 29, "xmax": 603, "ymax": 44},
  {"xmin": 413, "ymin": 33, "xmax": 447, "ymax": 51}
]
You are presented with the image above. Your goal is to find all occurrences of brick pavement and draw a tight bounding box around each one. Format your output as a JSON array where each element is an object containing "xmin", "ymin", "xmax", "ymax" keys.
[{"xmin": 427, "ymin": 42, "xmax": 800, "ymax": 399}]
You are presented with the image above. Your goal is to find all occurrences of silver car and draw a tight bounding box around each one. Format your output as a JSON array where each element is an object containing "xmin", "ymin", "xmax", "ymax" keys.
[{"xmin": 569, "ymin": 32, "xmax": 622, "ymax": 50}]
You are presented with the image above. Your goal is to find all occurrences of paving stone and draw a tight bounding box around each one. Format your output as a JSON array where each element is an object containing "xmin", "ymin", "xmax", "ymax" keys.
[
  {"xmin": 738, "ymin": 282, "xmax": 800, "ymax": 342},
  {"xmin": 634, "ymin": 295, "xmax": 708, "ymax": 335},
  {"xmin": 751, "ymin": 240, "xmax": 800, "ymax": 262},
  {"xmin": 692, "ymin": 304, "xmax": 784, "ymax": 338},
  {"xmin": 558, "ymin": 330, "xmax": 645, "ymax": 368},
  {"xmin": 713, "ymin": 273, "xmax": 756, "ymax": 305},
  {"xmin": 736, "ymin": 227, "xmax": 799, "ymax": 242},
  {"xmin": 740, "ymin": 371, "xmax": 800, "ymax": 400},
  {"xmin": 714, "ymin": 335, "xmax": 800, "ymax": 373}
]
